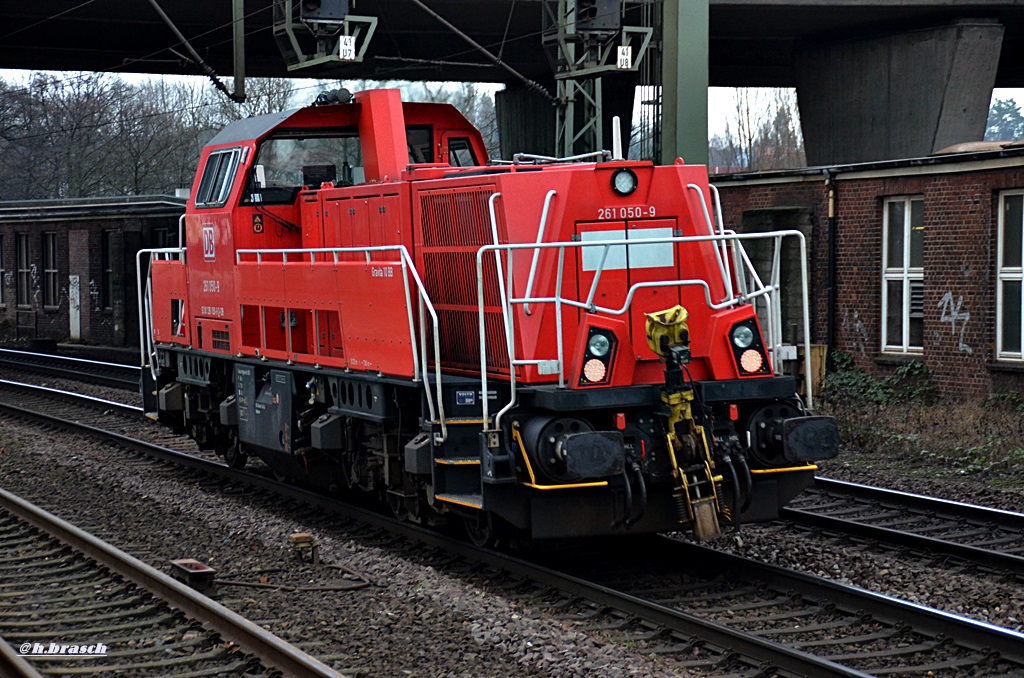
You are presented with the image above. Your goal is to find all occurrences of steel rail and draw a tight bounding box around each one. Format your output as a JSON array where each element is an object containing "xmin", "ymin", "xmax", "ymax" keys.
[
  {"xmin": 0, "ymin": 486, "xmax": 342, "ymax": 678},
  {"xmin": 5, "ymin": 385, "xmax": 1022, "ymax": 674},
  {"xmin": 650, "ymin": 537, "xmax": 1024, "ymax": 665},
  {"xmin": 0, "ymin": 393, "xmax": 930, "ymax": 676},
  {"xmin": 0, "ymin": 378, "xmax": 142, "ymax": 417},
  {"xmin": 0, "ymin": 348, "xmax": 141, "ymax": 390},
  {"xmin": 0, "ymin": 637, "xmax": 44, "ymax": 678},
  {"xmin": 781, "ymin": 510, "xmax": 1024, "ymax": 576},
  {"xmin": 811, "ymin": 477, "xmax": 1024, "ymax": 529},
  {"xmin": 782, "ymin": 477, "xmax": 1024, "ymax": 575}
]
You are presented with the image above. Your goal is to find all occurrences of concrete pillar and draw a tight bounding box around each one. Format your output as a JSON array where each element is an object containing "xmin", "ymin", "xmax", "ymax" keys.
[
  {"xmin": 797, "ymin": 19, "xmax": 1004, "ymax": 165},
  {"xmin": 661, "ymin": 0, "xmax": 709, "ymax": 166},
  {"xmin": 68, "ymin": 229, "xmax": 89, "ymax": 341}
]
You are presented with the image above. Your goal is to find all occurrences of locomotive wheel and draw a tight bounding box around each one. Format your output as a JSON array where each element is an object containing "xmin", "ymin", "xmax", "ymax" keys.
[
  {"xmin": 463, "ymin": 512, "xmax": 495, "ymax": 548},
  {"xmin": 224, "ymin": 441, "xmax": 248, "ymax": 469},
  {"xmin": 386, "ymin": 492, "xmax": 409, "ymax": 521}
]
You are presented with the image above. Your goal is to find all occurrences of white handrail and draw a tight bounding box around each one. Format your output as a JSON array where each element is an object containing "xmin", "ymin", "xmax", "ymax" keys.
[
  {"xmin": 137, "ymin": 246, "xmax": 186, "ymax": 381},
  {"xmin": 476, "ymin": 228, "xmax": 816, "ymax": 430},
  {"xmin": 708, "ymin": 183, "xmax": 729, "ymax": 279},
  {"xmin": 686, "ymin": 184, "xmax": 734, "ymax": 302},
  {"xmin": 486, "ymin": 194, "xmax": 514, "ymax": 365},
  {"xmin": 177, "ymin": 214, "xmax": 187, "ymax": 264},
  {"xmin": 235, "ymin": 244, "xmax": 448, "ymax": 440},
  {"xmin": 523, "ymin": 189, "xmax": 557, "ymax": 315}
]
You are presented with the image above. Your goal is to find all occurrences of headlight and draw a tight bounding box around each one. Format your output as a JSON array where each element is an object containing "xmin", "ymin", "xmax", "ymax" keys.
[
  {"xmin": 739, "ymin": 349, "xmax": 764, "ymax": 373},
  {"xmin": 583, "ymin": 358, "xmax": 608, "ymax": 383},
  {"xmin": 611, "ymin": 168, "xmax": 638, "ymax": 196},
  {"xmin": 732, "ymin": 325, "xmax": 754, "ymax": 349},
  {"xmin": 588, "ymin": 333, "xmax": 611, "ymax": 357}
]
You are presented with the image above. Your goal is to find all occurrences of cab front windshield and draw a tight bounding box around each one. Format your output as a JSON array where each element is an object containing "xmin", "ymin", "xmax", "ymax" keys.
[
  {"xmin": 244, "ymin": 132, "xmax": 362, "ymax": 205},
  {"xmin": 243, "ymin": 127, "xmax": 438, "ymax": 205}
]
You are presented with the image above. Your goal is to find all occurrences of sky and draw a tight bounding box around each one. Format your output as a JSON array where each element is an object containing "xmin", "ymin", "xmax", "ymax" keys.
[
  {"xmin": 706, "ymin": 86, "xmax": 1024, "ymax": 138},
  {"xmin": 3, "ymin": 69, "xmax": 1022, "ymax": 141}
]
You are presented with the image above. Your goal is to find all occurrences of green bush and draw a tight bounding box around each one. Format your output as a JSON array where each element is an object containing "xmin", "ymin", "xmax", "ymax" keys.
[
  {"xmin": 820, "ymin": 351, "xmax": 933, "ymax": 406},
  {"xmin": 818, "ymin": 354, "xmax": 1024, "ymax": 484}
]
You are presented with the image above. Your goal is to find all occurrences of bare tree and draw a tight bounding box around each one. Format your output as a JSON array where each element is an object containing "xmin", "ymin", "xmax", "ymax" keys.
[
  {"xmin": 311, "ymin": 79, "xmax": 501, "ymax": 160},
  {"xmin": 0, "ymin": 73, "xmax": 195, "ymax": 198},
  {"xmin": 412, "ymin": 82, "xmax": 500, "ymax": 159},
  {"xmin": 709, "ymin": 88, "xmax": 805, "ymax": 172},
  {"xmin": 109, "ymin": 79, "xmax": 204, "ymax": 195},
  {"xmin": 0, "ymin": 74, "xmax": 502, "ymax": 201},
  {"xmin": 1, "ymin": 73, "xmax": 124, "ymax": 199},
  {"xmin": 206, "ymin": 77, "xmax": 299, "ymax": 122}
]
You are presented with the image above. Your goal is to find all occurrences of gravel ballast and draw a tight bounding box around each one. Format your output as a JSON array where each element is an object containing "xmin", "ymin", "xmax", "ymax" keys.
[
  {"xmin": 0, "ymin": 416, "xmax": 678, "ymax": 677},
  {"xmin": 3, "ymin": 372, "xmax": 1024, "ymax": 673}
]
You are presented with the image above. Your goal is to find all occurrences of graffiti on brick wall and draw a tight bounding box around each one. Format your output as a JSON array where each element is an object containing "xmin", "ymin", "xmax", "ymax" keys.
[
  {"xmin": 938, "ymin": 291, "xmax": 972, "ymax": 355},
  {"xmin": 69, "ymin": 277, "xmax": 80, "ymax": 312},
  {"xmin": 842, "ymin": 309, "xmax": 869, "ymax": 356},
  {"xmin": 29, "ymin": 264, "xmax": 40, "ymax": 304}
]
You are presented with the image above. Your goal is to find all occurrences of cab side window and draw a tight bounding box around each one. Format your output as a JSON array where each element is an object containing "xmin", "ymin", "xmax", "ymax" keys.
[
  {"xmin": 195, "ymin": 148, "xmax": 242, "ymax": 208},
  {"xmin": 448, "ymin": 138, "xmax": 478, "ymax": 167},
  {"xmin": 407, "ymin": 127, "xmax": 434, "ymax": 164}
]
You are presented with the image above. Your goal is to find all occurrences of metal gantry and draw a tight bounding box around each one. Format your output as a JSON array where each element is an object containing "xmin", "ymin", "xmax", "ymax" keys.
[{"xmin": 542, "ymin": 0, "xmax": 653, "ymax": 157}]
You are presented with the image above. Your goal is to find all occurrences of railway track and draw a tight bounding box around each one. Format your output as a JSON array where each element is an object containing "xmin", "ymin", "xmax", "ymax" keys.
[
  {"xmin": 3, "ymin": 379, "xmax": 1024, "ymax": 676},
  {"xmin": 0, "ymin": 486, "xmax": 341, "ymax": 677},
  {"xmin": 783, "ymin": 477, "xmax": 1024, "ymax": 577},
  {"xmin": 0, "ymin": 347, "xmax": 140, "ymax": 390},
  {"xmin": 550, "ymin": 537, "xmax": 1024, "ymax": 676}
]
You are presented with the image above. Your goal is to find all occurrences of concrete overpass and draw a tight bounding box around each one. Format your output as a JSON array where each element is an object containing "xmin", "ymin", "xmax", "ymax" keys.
[{"xmin": 3, "ymin": 1, "xmax": 1024, "ymax": 164}]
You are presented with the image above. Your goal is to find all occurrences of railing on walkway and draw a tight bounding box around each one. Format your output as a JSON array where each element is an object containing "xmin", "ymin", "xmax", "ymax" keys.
[{"xmin": 479, "ymin": 190, "xmax": 814, "ymax": 431}]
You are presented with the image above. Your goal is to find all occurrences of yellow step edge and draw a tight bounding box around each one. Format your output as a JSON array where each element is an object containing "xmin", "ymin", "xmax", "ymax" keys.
[
  {"xmin": 435, "ymin": 458, "xmax": 481, "ymax": 466},
  {"xmin": 519, "ymin": 480, "xmax": 608, "ymax": 490},
  {"xmin": 435, "ymin": 494, "xmax": 483, "ymax": 509},
  {"xmin": 750, "ymin": 464, "xmax": 818, "ymax": 475}
]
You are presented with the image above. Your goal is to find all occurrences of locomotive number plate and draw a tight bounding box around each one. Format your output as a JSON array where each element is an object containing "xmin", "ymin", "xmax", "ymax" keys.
[{"xmin": 597, "ymin": 205, "xmax": 656, "ymax": 220}]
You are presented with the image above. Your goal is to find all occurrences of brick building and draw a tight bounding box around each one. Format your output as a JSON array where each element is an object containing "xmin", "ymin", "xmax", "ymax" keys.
[
  {"xmin": 712, "ymin": 146, "xmax": 1024, "ymax": 399},
  {"xmin": 0, "ymin": 196, "xmax": 186, "ymax": 347}
]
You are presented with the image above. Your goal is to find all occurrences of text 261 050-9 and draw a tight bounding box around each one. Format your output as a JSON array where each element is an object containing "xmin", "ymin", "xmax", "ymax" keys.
[{"xmin": 597, "ymin": 206, "xmax": 656, "ymax": 220}]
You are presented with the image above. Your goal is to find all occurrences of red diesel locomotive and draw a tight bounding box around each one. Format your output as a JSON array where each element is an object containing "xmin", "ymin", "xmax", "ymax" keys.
[{"xmin": 139, "ymin": 87, "xmax": 837, "ymax": 542}]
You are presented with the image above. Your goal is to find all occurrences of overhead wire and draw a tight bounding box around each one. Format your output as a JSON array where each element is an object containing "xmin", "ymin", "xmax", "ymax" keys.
[
  {"xmin": 498, "ymin": 0, "xmax": 517, "ymax": 61},
  {"xmin": 0, "ymin": 0, "xmax": 97, "ymax": 42},
  {"xmin": 0, "ymin": 3, "xmax": 275, "ymax": 99},
  {"xmin": 0, "ymin": 1, "xmax": 629, "ymax": 144},
  {"xmin": 144, "ymin": 0, "xmax": 243, "ymax": 102}
]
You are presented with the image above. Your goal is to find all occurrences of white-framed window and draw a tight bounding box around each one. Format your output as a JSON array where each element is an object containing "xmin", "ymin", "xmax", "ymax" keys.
[
  {"xmin": 101, "ymin": 230, "xmax": 115, "ymax": 309},
  {"xmin": 16, "ymin": 232, "xmax": 30, "ymax": 307},
  {"xmin": 998, "ymin": 191, "xmax": 1024, "ymax": 360},
  {"xmin": 195, "ymin": 147, "xmax": 241, "ymax": 208},
  {"xmin": 881, "ymin": 196, "xmax": 924, "ymax": 353},
  {"xmin": 42, "ymin": 232, "xmax": 58, "ymax": 307}
]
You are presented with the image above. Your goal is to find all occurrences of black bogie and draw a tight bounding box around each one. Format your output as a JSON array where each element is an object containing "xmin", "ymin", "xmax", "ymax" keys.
[{"xmin": 151, "ymin": 346, "xmax": 828, "ymax": 539}]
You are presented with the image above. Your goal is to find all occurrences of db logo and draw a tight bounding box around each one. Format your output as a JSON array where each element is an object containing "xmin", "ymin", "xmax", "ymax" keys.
[{"xmin": 202, "ymin": 226, "xmax": 216, "ymax": 260}]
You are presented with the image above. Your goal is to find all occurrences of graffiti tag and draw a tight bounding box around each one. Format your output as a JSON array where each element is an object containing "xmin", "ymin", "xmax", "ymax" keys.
[{"xmin": 938, "ymin": 292, "xmax": 972, "ymax": 354}]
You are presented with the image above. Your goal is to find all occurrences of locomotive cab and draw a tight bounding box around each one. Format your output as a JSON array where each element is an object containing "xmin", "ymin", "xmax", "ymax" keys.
[{"xmin": 140, "ymin": 87, "xmax": 837, "ymax": 544}]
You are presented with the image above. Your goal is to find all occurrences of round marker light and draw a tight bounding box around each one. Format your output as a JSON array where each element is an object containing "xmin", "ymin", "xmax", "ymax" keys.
[
  {"xmin": 740, "ymin": 349, "xmax": 764, "ymax": 373},
  {"xmin": 588, "ymin": 333, "xmax": 611, "ymax": 357},
  {"xmin": 732, "ymin": 325, "xmax": 754, "ymax": 349},
  {"xmin": 583, "ymin": 358, "xmax": 608, "ymax": 383},
  {"xmin": 611, "ymin": 168, "xmax": 638, "ymax": 196}
]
